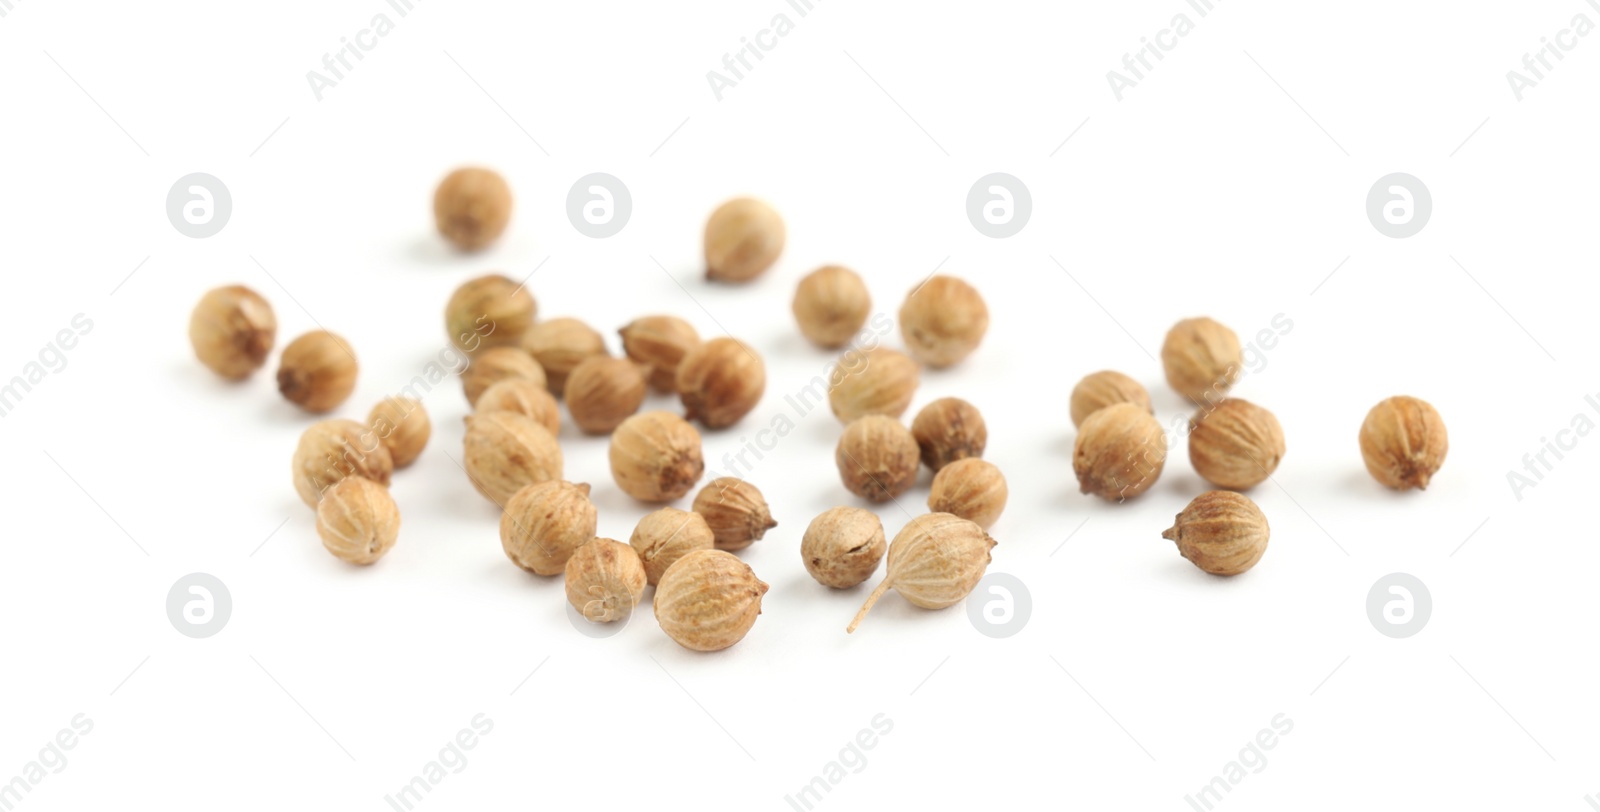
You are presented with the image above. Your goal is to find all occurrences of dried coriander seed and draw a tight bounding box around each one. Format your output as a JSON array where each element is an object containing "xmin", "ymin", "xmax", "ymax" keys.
[
  {"xmin": 277, "ymin": 330, "xmax": 358, "ymax": 413},
  {"xmin": 366, "ymin": 396, "xmax": 431, "ymax": 469},
  {"xmin": 692, "ymin": 477, "xmax": 777, "ymax": 551},
  {"xmin": 292, "ymin": 419, "xmax": 393, "ymax": 508},
  {"xmin": 189, "ymin": 285, "xmax": 276, "ymax": 380},
  {"xmin": 1359, "ymin": 395, "xmax": 1448, "ymax": 490},
  {"xmin": 655, "ymin": 549, "xmax": 769, "ymax": 652},
  {"xmin": 1070, "ymin": 370, "xmax": 1151, "ymax": 428},
  {"xmin": 609, "ymin": 411, "xmax": 705, "ymax": 503},
  {"xmin": 1188, "ymin": 398, "xmax": 1285, "ymax": 490},
  {"xmin": 630, "ymin": 507, "xmax": 715, "ymax": 585},
  {"xmin": 911, "ymin": 397, "xmax": 987, "ymax": 471},
  {"xmin": 801, "ymin": 507, "xmax": 886, "ymax": 589},
  {"xmin": 899, "ymin": 275, "xmax": 988, "ymax": 368},
  {"xmin": 704, "ymin": 197, "xmax": 785, "ymax": 283},
  {"xmin": 445, "ymin": 274, "xmax": 536, "ymax": 354},
  {"xmin": 847, "ymin": 513, "xmax": 995, "ymax": 633},
  {"xmin": 474, "ymin": 378, "xmax": 561, "ymax": 436},
  {"xmin": 316, "ymin": 476, "xmax": 400, "ymax": 565},
  {"xmin": 565, "ymin": 538, "xmax": 647, "ymax": 624},
  {"xmin": 1161, "ymin": 317, "xmax": 1242, "ymax": 403},
  {"xmin": 836, "ymin": 415, "xmax": 919, "ymax": 503},
  {"xmin": 463, "ymin": 411, "xmax": 562, "ymax": 505},
  {"xmin": 462, "ymin": 346, "xmax": 546, "ymax": 406},
  {"xmin": 1073, "ymin": 402, "xmax": 1167, "ymax": 501},
  {"xmin": 522, "ymin": 317, "xmax": 607, "ymax": 397},
  {"xmin": 619, "ymin": 315, "xmax": 701, "ymax": 393},
  {"xmin": 792, "ymin": 265, "xmax": 870, "ymax": 348},
  {"xmin": 566, "ymin": 356, "xmax": 647, "ymax": 435},
  {"xmin": 677, "ymin": 337, "xmax": 765, "ymax": 429},
  {"xmin": 1162, "ymin": 491, "xmax": 1269, "ymax": 576},
  {"xmin": 434, "ymin": 167, "xmax": 512, "ymax": 252},
  {"xmin": 928, "ymin": 458, "xmax": 1008, "ymax": 530},
  {"xmin": 500, "ymin": 481, "xmax": 596, "ymax": 575},
  {"xmin": 829, "ymin": 347, "xmax": 920, "ymax": 423}
]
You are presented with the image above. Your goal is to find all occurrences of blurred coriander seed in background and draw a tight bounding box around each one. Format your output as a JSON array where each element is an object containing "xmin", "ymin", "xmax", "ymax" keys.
[{"xmin": 434, "ymin": 167, "xmax": 512, "ymax": 252}]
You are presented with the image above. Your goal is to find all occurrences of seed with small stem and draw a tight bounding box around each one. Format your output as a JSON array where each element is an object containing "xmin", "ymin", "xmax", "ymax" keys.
[{"xmin": 848, "ymin": 513, "xmax": 995, "ymax": 633}]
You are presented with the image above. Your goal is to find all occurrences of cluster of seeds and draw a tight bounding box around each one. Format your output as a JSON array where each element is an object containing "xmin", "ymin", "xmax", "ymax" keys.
[
  {"xmin": 189, "ymin": 165, "xmax": 1454, "ymax": 651},
  {"xmin": 1070, "ymin": 316, "xmax": 1449, "ymax": 577},
  {"xmin": 191, "ymin": 284, "xmax": 432, "ymax": 566},
  {"xmin": 792, "ymin": 271, "xmax": 1006, "ymax": 632}
]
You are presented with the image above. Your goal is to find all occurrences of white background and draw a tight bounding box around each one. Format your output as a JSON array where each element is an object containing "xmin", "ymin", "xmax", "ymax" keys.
[{"xmin": 1, "ymin": 0, "xmax": 1597, "ymax": 809}]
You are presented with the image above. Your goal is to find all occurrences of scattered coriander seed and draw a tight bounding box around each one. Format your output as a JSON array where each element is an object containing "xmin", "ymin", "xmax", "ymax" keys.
[
  {"xmin": 463, "ymin": 411, "xmax": 563, "ymax": 505},
  {"xmin": 474, "ymin": 378, "xmax": 561, "ymax": 436},
  {"xmin": 522, "ymin": 317, "xmax": 607, "ymax": 397},
  {"xmin": 565, "ymin": 538, "xmax": 647, "ymax": 624},
  {"xmin": 655, "ymin": 549, "xmax": 769, "ymax": 652},
  {"xmin": 1073, "ymin": 402, "xmax": 1167, "ymax": 501},
  {"xmin": 836, "ymin": 415, "xmax": 920, "ymax": 503},
  {"xmin": 619, "ymin": 315, "xmax": 701, "ymax": 393},
  {"xmin": 704, "ymin": 197, "xmax": 785, "ymax": 283},
  {"xmin": 829, "ymin": 347, "xmax": 920, "ymax": 423},
  {"xmin": 847, "ymin": 513, "xmax": 995, "ymax": 633},
  {"xmin": 315, "ymin": 476, "xmax": 401, "ymax": 565},
  {"xmin": 630, "ymin": 507, "xmax": 715, "ymax": 585},
  {"xmin": 1188, "ymin": 398, "xmax": 1285, "ymax": 490},
  {"xmin": 433, "ymin": 167, "xmax": 512, "ymax": 252},
  {"xmin": 277, "ymin": 330, "xmax": 358, "ymax": 413},
  {"xmin": 1162, "ymin": 490, "xmax": 1269, "ymax": 576},
  {"xmin": 801, "ymin": 507, "xmax": 886, "ymax": 589},
  {"xmin": 792, "ymin": 265, "xmax": 871, "ymax": 348},
  {"xmin": 1070, "ymin": 370, "xmax": 1152, "ymax": 428},
  {"xmin": 609, "ymin": 411, "xmax": 706, "ymax": 503},
  {"xmin": 1161, "ymin": 317, "xmax": 1242, "ymax": 404},
  {"xmin": 445, "ymin": 274, "xmax": 536, "ymax": 355},
  {"xmin": 928, "ymin": 458, "xmax": 1008, "ymax": 530},
  {"xmin": 500, "ymin": 481, "xmax": 596, "ymax": 575},
  {"xmin": 566, "ymin": 356, "xmax": 647, "ymax": 435},
  {"xmin": 898, "ymin": 275, "xmax": 988, "ymax": 368},
  {"xmin": 188, "ymin": 285, "xmax": 276, "ymax": 380},
  {"xmin": 677, "ymin": 337, "xmax": 766, "ymax": 429},
  {"xmin": 1359, "ymin": 395, "xmax": 1448, "ymax": 490},
  {"xmin": 462, "ymin": 346, "xmax": 546, "ymax": 406},
  {"xmin": 910, "ymin": 397, "xmax": 987, "ymax": 471},
  {"xmin": 292, "ymin": 419, "xmax": 393, "ymax": 508},
  {"xmin": 366, "ymin": 396, "xmax": 431, "ymax": 469},
  {"xmin": 692, "ymin": 477, "xmax": 777, "ymax": 551}
]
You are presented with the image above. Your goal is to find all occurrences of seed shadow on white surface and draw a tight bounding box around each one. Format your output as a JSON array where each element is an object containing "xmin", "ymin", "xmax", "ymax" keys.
[
  {"xmin": 1338, "ymin": 468, "xmax": 1432, "ymax": 499},
  {"xmin": 401, "ymin": 233, "xmax": 468, "ymax": 265}
]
